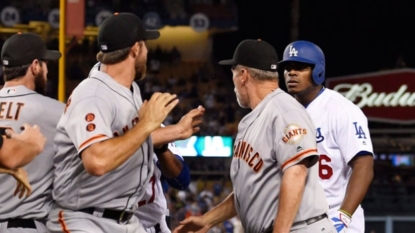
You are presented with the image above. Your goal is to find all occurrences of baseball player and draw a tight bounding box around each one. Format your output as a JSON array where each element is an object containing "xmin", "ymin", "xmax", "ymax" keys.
[
  {"xmin": 47, "ymin": 13, "xmax": 179, "ymax": 233},
  {"xmin": 0, "ymin": 124, "xmax": 46, "ymax": 170},
  {"xmin": 0, "ymin": 32, "xmax": 64, "ymax": 232},
  {"xmin": 87, "ymin": 63, "xmax": 204, "ymax": 233},
  {"xmin": 174, "ymin": 39, "xmax": 336, "ymax": 233},
  {"xmin": 278, "ymin": 40, "xmax": 374, "ymax": 233}
]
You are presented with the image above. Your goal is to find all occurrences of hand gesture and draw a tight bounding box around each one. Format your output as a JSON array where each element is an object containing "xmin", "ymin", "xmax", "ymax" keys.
[
  {"xmin": 177, "ymin": 105, "xmax": 205, "ymax": 140},
  {"xmin": 12, "ymin": 168, "xmax": 32, "ymax": 198},
  {"xmin": 139, "ymin": 92, "xmax": 179, "ymax": 132},
  {"xmin": 331, "ymin": 210, "xmax": 351, "ymax": 233},
  {"xmin": 0, "ymin": 167, "xmax": 32, "ymax": 198},
  {"xmin": 173, "ymin": 216, "xmax": 210, "ymax": 233},
  {"xmin": 6, "ymin": 124, "xmax": 46, "ymax": 156}
]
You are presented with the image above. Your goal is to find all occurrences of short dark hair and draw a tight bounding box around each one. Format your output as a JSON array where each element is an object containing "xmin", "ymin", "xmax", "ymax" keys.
[
  {"xmin": 96, "ymin": 47, "xmax": 130, "ymax": 65},
  {"xmin": 3, "ymin": 64, "xmax": 31, "ymax": 82}
]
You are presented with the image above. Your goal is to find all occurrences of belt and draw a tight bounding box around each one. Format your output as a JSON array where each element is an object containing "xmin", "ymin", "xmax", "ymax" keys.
[
  {"xmin": 292, "ymin": 213, "xmax": 328, "ymax": 227},
  {"xmin": 0, "ymin": 219, "xmax": 37, "ymax": 229},
  {"xmin": 263, "ymin": 214, "xmax": 328, "ymax": 232},
  {"xmin": 79, "ymin": 208, "xmax": 134, "ymax": 224}
]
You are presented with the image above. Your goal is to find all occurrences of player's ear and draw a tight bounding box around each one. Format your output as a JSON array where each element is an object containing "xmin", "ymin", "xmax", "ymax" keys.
[
  {"xmin": 130, "ymin": 42, "xmax": 140, "ymax": 58},
  {"xmin": 29, "ymin": 59, "xmax": 40, "ymax": 76}
]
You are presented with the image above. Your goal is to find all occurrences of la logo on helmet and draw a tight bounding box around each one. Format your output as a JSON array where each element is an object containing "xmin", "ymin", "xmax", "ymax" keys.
[{"xmin": 289, "ymin": 46, "xmax": 298, "ymax": 57}]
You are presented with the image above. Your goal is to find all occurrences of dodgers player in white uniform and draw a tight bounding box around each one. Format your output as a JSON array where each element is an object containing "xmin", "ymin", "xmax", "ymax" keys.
[
  {"xmin": 278, "ymin": 40, "xmax": 374, "ymax": 233},
  {"xmin": 0, "ymin": 33, "xmax": 64, "ymax": 232},
  {"xmin": 47, "ymin": 13, "xmax": 179, "ymax": 233},
  {"xmin": 175, "ymin": 39, "xmax": 336, "ymax": 233}
]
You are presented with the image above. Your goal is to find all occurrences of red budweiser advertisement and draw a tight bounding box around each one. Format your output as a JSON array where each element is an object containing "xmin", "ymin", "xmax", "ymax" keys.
[{"xmin": 326, "ymin": 68, "xmax": 415, "ymax": 124}]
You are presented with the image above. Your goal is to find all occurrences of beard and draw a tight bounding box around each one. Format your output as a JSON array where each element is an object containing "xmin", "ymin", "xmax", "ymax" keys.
[
  {"xmin": 34, "ymin": 68, "xmax": 46, "ymax": 95},
  {"xmin": 134, "ymin": 56, "xmax": 147, "ymax": 81}
]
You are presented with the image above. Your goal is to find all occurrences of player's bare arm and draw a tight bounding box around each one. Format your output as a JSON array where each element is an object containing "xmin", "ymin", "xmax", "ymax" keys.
[
  {"xmin": 0, "ymin": 124, "xmax": 46, "ymax": 169},
  {"xmin": 81, "ymin": 92, "xmax": 179, "ymax": 176},
  {"xmin": 273, "ymin": 157, "xmax": 311, "ymax": 233},
  {"xmin": 154, "ymin": 148, "xmax": 183, "ymax": 179},
  {"xmin": 151, "ymin": 105, "xmax": 205, "ymax": 146},
  {"xmin": 174, "ymin": 192, "xmax": 237, "ymax": 233},
  {"xmin": 340, "ymin": 155, "xmax": 374, "ymax": 216}
]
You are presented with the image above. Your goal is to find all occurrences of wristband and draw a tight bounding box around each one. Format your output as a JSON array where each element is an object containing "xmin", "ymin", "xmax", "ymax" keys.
[{"xmin": 154, "ymin": 143, "xmax": 168, "ymax": 155}]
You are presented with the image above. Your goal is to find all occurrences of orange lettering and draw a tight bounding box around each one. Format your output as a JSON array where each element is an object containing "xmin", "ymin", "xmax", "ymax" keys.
[
  {"xmin": 253, "ymin": 159, "xmax": 263, "ymax": 172},
  {"xmin": 113, "ymin": 131, "xmax": 119, "ymax": 137},
  {"xmin": 248, "ymin": 153, "xmax": 259, "ymax": 167},
  {"xmin": 0, "ymin": 102, "xmax": 6, "ymax": 119},
  {"xmin": 15, "ymin": 103, "xmax": 24, "ymax": 120},
  {"xmin": 123, "ymin": 126, "xmax": 129, "ymax": 133},
  {"xmin": 303, "ymin": 129, "xmax": 307, "ymax": 134},
  {"xmin": 6, "ymin": 102, "xmax": 13, "ymax": 120},
  {"xmin": 282, "ymin": 137, "xmax": 288, "ymax": 143}
]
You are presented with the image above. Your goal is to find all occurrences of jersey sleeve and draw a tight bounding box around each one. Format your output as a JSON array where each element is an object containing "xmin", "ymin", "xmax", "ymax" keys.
[
  {"xmin": 64, "ymin": 96, "xmax": 114, "ymax": 153},
  {"xmin": 335, "ymin": 106, "xmax": 374, "ymax": 164},
  {"xmin": 168, "ymin": 142, "xmax": 183, "ymax": 161},
  {"xmin": 273, "ymin": 109, "xmax": 318, "ymax": 172}
]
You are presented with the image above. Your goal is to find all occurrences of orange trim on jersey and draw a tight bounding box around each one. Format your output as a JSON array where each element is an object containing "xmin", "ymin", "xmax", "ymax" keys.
[
  {"xmin": 78, "ymin": 134, "xmax": 108, "ymax": 151},
  {"xmin": 58, "ymin": 211, "xmax": 71, "ymax": 233},
  {"xmin": 281, "ymin": 148, "xmax": 318, "ymax": 170}
]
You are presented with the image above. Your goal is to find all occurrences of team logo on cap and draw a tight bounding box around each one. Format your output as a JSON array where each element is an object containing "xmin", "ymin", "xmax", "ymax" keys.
[
  {"xmin": 271, "ymin": 64, "xmax": 277, "ymax": 69},
  {"xmin": 3, "ymin": 60, "xmax": 9, "ymax": 65},
  {"xmin": 288, "ymin": 46, "xmax": 298, "ymax": 57},
  {"xmin": 282, "ymin": 124, "xmax": 307, "ymax": 144},
  {"xmin": 101, "ymin": 45, "xmax": 108, "ymax": 51}
]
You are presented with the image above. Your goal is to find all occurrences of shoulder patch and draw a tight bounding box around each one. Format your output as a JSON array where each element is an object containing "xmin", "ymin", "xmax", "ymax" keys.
[
  {"xmin": 282, "ymin": 124, "xmax": 307, "ymax": 144},
  {"xmin": 85, "ymin": 113, "xmax": 95, "ymax": 122}
]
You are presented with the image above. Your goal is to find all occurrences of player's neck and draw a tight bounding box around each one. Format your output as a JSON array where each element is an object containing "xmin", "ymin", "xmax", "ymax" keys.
[
  {"xmin": 249, "ymin": 81, "xmax": 279, "ymax": 109},
  {"xmin": 100, "ymin": 60, "xmax": 135, "ymax": 89},
  {"xmin": 295, "ymin": 85, "xmax": 324, "ymax": 107},
  {"xmin": 4, "ymin": 76, "xmax": 35, "ymax": 91}
]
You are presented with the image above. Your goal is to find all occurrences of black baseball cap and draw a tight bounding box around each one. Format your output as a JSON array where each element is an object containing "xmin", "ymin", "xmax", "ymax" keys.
[
  {"xmin": 98, "ymin": 12, "xmax": 160, "ymax": 53},
  {"xmin": 1, "ymin": 33, "xmax": 61, "ymax": 68},
  {"xmin": 218, "ymin": 39, "xmax": 278, "ymax": 72}
]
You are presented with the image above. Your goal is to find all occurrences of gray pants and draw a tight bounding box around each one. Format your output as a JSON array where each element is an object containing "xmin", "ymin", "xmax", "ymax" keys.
[
  {"xmin": 0, "ymin": 220, "xmax": 47, "ymax": 233},
  {"xmin": 291, "ymin": 217, "xmax": 336, "ymax": 233},
  {"xmin": 47, "ymin": 207, "xmax": 147, "ymax": 233}
]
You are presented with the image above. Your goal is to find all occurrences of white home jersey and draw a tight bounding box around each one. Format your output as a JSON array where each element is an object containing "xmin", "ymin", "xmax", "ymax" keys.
[
  {"xmin": 306, "ymin": 88, "xmax": 374, "ymax": 233},
  {"xmin": 136, "ymin": 143, "xmax": 181, "ymax": 232}
]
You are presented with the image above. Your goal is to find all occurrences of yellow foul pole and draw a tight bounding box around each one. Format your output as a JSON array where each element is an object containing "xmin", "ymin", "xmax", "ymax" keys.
[{"xmin": 58, "ymin": 0, "xmax": 66, "ymax": 102}]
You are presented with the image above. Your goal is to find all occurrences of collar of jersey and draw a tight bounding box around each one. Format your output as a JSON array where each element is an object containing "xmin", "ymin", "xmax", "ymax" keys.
[
  {"xmin": 0, "ymin": 85, "xmax": 36, "ymax": 96},
  {"xmin": 304, "ymin": 86, "xmax": 325, "ymax": 109}
]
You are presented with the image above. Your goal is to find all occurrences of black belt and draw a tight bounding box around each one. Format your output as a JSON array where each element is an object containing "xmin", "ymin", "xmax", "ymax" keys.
[
  {"xmin": 79, "ymin": 208, "xmax": 134, "ymax": 224},
  {"xmin": 0, "ymin": 219, "xmax": 37, "ymax": 229},
  {"xmin": 293, "ymin": 213, "xmax": 328, "ymax": 227},
  {"xmin": 263, "ymin": 214, "xmax": 327, "ymax": 232}
]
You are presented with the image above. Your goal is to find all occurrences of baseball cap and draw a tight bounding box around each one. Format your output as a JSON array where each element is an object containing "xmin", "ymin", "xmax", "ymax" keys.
[
  {"xmin": 1, "ymin": 33, "xmax": 61, "ymax": 68},
  {"xmin": 98, "ymin": 12, "xmax": 160, "ymax": 53},
  {"xmin": 218, "ymin": 39, "xmax": 278, "ymax": 72}
]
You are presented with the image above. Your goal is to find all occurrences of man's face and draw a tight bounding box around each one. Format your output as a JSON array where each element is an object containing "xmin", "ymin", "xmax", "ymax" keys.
[
  {"xmin": 34, "ymin": 60, "xmax": 48, "ymax": 95},
  {"xmin": 134, "ymin": 42, "xmax": 148, "ymax": 81},
  {"xmin": 283, "ymin": 62, "xmax": 314, "ymax": 95},
  {"xmin": 232, "ymin": 67, "xmax": 249, "ymax": 108}
]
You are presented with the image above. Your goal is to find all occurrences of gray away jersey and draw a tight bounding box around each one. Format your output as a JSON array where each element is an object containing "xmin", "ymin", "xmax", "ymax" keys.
[
  {"xmin": 52, "ymin": 69, "xmax": 154, "ymax": 211},
  {"xmin": 0, "ymin": 85, "xmax": 64, "ymax": 219},
  {"xmin": 230, "ymin": 89, "xmax": 328, "ymax": 233}
]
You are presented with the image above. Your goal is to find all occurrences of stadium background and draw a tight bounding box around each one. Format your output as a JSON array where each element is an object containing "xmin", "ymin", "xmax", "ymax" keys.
[{"xmin": 0, "ymin": 0, "xmax": 414, "ymax": 232}]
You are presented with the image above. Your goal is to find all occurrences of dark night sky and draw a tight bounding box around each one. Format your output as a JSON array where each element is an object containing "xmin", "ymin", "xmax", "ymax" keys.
[{"xmin": 212, "ymin": 0, "xmax": 415, "ymax": 78}]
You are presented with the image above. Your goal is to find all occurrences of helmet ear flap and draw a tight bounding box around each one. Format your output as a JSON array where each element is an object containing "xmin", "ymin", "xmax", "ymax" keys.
[{"xmin": 312, "ymin": 64, "xmax": 325, "ymax": 85}]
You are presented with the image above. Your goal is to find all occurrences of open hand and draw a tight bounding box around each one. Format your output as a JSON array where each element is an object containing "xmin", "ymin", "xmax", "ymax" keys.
[
  {"xmin": 139, "ymin": 92, "xmax": 179, "ymax": 132},
  {"xmin": 177, "ymin": 105, "xmax": 205, "ymax": 140},
  {"xmin": 12, "ymin": 167, "xmax": 32, "ymax": 198},
  {"xmin": 173, "ymin": 216, "xmax": 210, "ymax": 233}
]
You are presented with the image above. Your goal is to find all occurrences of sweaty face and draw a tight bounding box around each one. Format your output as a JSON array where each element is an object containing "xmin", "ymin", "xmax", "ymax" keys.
[
  {"xmin": 283, "ymin": 62, "xmax": 314, "ymax": 95},
  {"xmin": 34, "ymin": 61, "xmax": 48, "ymax": 95},
  {"xmin": 232, "ymin": 68, "xmax": 249, "ymax": 108},
  {"xmin": 134, "ymin": 42, "xmax": 148, "ymax": 81}
]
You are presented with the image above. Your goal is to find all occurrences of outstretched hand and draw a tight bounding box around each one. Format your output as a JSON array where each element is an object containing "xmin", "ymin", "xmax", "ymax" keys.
[
  {"xmin": 173, "ymin": 216, "xmax": 210, "ymax": 233},
  {"xmin": 177, "ymin": 105, "xmax": 205, "ymax": 140}
]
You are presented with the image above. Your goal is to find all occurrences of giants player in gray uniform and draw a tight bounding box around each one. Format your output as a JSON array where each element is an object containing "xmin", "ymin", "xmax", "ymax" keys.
[
  {"xmin": 47, "ymin": 13, "xmax": 178, "ymax": 233},
  {"xmin": 278, "ymin": 41, "xmax": 374, "ymax": 233},
  {"xmin": 87, "ymin": 63, "xmax": 203, "ymax": 233},
  {"xmin": 174, "ymin": 40, "xmax": 336, "ymax": 233},
  {"xmin": 0, "ymin": 33, "xmax": 63, "ymax": 232}
]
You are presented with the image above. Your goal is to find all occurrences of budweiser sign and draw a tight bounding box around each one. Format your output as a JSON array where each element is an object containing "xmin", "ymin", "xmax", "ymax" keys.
[{"xmin": 326, "ymin": 68, "xmax": 415, "ymax": 124}]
